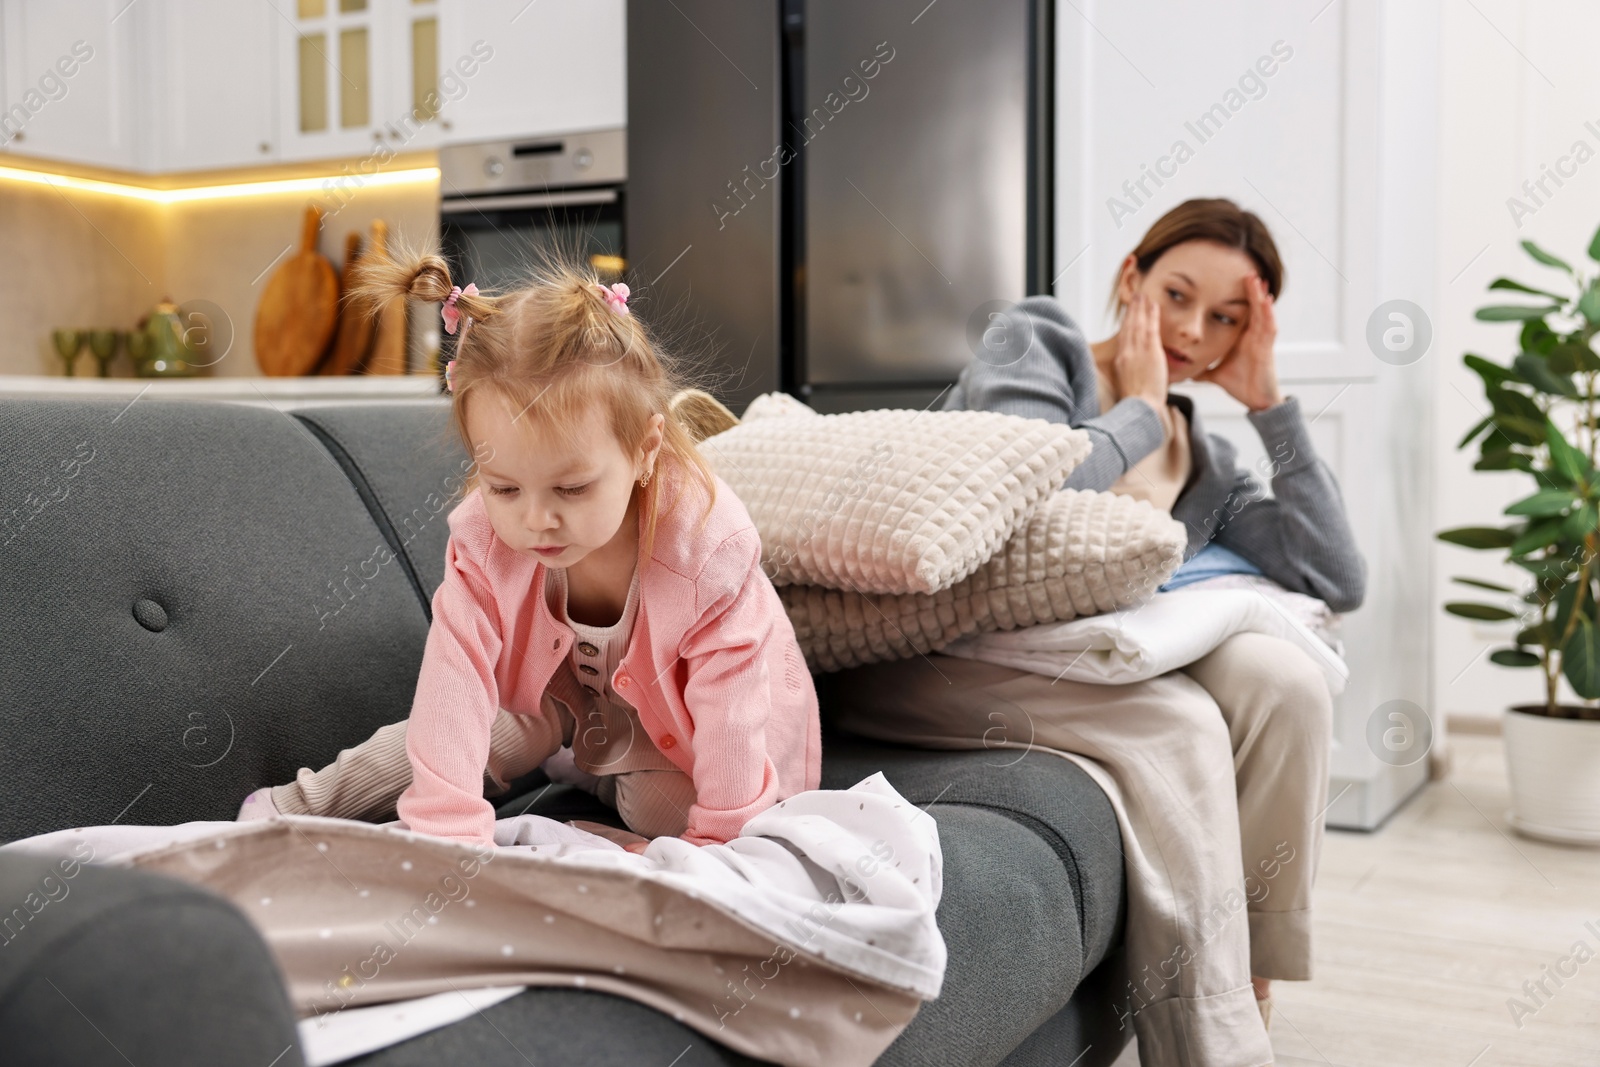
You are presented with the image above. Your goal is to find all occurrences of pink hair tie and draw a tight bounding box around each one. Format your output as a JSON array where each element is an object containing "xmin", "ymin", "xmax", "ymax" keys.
[
  {"xmin": 444, "ymin": 359, "xmax": 458, "ymax": 394},
  {"xmin": 441, "ymin": 282, "xmax": 479, "ymax": 335},
  {"xmin": 596, "ymin": 282, "xmax": 630, "ymax": 316}
]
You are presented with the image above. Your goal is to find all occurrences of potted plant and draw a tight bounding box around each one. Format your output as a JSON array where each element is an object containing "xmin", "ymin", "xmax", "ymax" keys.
[{"xmin": 1438, "ymin": 226, "xmax": 1600, "ymax": 845}]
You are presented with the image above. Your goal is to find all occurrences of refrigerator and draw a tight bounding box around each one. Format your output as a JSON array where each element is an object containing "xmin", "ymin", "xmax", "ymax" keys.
[{"xmin": 626, "ymin": 0, "xmax": 1053, "ymax": 415}]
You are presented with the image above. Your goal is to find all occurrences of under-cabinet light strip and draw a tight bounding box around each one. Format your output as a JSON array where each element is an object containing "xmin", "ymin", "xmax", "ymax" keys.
[{"xmin": 0, "ymin": 164, "xmax": 440, "ymax": 203}]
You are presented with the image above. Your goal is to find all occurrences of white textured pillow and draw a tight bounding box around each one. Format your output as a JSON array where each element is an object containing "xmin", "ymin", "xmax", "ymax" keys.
[
  {"xmin": 701, "ymin": 394, "xmax": 1092, "ymax": 595},
  {"xmin": 780, "ymin": 489, "xmax": 1186, "ymax": 672}
]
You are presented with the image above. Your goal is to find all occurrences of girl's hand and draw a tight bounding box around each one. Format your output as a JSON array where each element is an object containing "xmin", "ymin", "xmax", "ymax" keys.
[
  {"xmin": 623, "ymin": 839, "xmax": 650, "ymax": 855},
  {"xmin": 1197, "ymin": 274, "xmax": 1284, "ymax": 412},
  {"xmin": 1115, "ymin": 290, "xmax": 1169, "ymax": 413}
]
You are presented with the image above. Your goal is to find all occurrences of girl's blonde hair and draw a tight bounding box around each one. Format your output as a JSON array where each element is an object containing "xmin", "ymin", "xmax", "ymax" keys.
[{"xmin": 348, "ymin": 242, "xmax": 720, "ymax": 565}]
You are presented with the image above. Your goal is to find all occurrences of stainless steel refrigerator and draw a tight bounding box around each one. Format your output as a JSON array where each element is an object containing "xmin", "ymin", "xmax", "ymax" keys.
[{"xmin": 626, "ymin": 0, "xmax": 1052, "ymax": 415}]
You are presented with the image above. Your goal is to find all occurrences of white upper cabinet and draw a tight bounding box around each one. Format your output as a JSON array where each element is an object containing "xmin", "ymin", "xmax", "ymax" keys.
[
  {"xmin": 276, "ymin": 0, "xmax": 444, "ymax": 162},
  {"xmin": 0, "ymin": 0, "xmax": 624, "ymax": 174},
  {"xmin": 146, "ymin": 0, "xmax": 279, "ymax": 172},
  {"xmin": 437, "ymin": 0, "xmax": 624, "ymax": 143},
  {"xmin": 0, "ymin": 0, "xmax": 139, "ymax": 169}
]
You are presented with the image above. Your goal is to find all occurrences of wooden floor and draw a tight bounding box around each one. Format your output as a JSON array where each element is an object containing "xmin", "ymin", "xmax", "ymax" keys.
[{"xmin": 1112, "ymin": 734, "xmax": 1600, "ymax": 1066}]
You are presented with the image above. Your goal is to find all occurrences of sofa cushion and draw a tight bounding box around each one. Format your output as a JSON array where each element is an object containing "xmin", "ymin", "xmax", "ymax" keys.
[
  {"xmin": 0, "ymin": 398, "xmax": 433, "ymax": 843},
  {"xmin": 780, "ymin": 488, "xmax": 1187, "ymax": 672},
  {"xmin": 291, "ymin": 401, "xmax": 468, "ymax": 617},
  {"xmin": 704, "ymin": 394, "xmax": 1092, "ymax": 595},
  {"xmin": 816, "ymin": 731, "xmax": 1126, "ymax": 991}
]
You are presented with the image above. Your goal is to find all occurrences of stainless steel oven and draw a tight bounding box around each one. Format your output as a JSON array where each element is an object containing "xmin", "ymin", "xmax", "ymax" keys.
[{"xmin": 438, "ymin": 128, "xmax": 626, "ymax": 292}]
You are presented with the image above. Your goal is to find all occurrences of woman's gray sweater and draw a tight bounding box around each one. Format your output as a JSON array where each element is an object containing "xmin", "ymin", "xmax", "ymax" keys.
[{"xmin": 944, "ymin": 295, "xmax": 1366, "ymax": 613}]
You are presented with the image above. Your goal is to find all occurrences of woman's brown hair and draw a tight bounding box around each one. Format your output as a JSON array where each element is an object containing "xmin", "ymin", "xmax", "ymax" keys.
[
  {"xmin": 1109, "ymin": 197, "xmax": 1285, "ymax": 317},
  {"xmin": 347, "ymin": 242, "xmax": 719, "ymax": 566}
]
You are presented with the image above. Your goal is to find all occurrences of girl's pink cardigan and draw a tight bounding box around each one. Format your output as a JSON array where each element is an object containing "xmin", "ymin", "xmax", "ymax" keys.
[{"xmin": 395, "ymin": 462, "xmax": 822, "ymax": 846}]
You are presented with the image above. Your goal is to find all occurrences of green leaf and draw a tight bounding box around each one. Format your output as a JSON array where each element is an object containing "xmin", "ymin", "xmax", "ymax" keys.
[
  {"xmin": 1463, "ymin": 353, "xmax": 1519, "ymax": 386},
  {"xmin": 1444, "ymin": 601, "xmax": 1517, "ymax": 621},
  {"xmin": 1457, "ymin": 415, "xmax": 1494, "ymax": 450},
  {"xmin": 1522, "ymin": 238, "xmax": 1575, "ymax": 274},
  {"xmin": 1588, "ymin": 221, "xmax": 1600, "ymax": 263},
  {"xmin": 1513, "ymin": 353, "xmax": 1578, "ymax": 396},
  {"xmin": 1492, "ymin": 416, "xmax": 1546, "ymax": 447},
  {"xmin": 1437, "ymin": 526, "xmax": 1518, "ymax": 549},
  {"xmin": 1574, "ymin": 341, "xmax": 1600, "ymax": 374},
  {"xmin": 1477, "ymin": 304, "xmax": 1561, "ymax": 322},
  {"xmin": 1491, "ymin": 648, "xmax": 1544, "ymax": 668},
  {"xmin": 1561, "ymin": 502, "xmax": 1600, "ymax": 541},
  {"xmin": 1453, "ymin": 575, "xmax": 1516, "ymax": 593},
  {"xmin": 1521, "ymin": 318, "xmax": 1559, "ymax": 356},
  {"xmin": 1553, "ymin": 579, "xmax": 1583, "ymax": 638},
  {"xmin": 1564, "ymin": 618, "xmax": 1600, "ymax": 699},
  {"xmin": 1490, "ymin": 277, "xmax": 1570, "ymax": 302},
  {"xmin": 1475, "ymin": 446, "xmax": 1536, "ymax": 472},
  {"xmin": 1513, "ymin": 557, "xmax": 1575, "ymax": 581},
  {"xmin": 1546, "ymin": 417, "xmax": 1591, "ymax": 484},
  {"xmin": 1517, "ymin": 622, "xmax": 1550, "ymax": 646},
  {"xmin": 1505, "ymin": 487, "xmax": 1579, "ymax": 516},
  {"xmin": 1490, "ymin": 388, "xmax": 1545, "ymax": 421},
  {"xmin": 1581, "ymin": 283, "xmax": 1600, "ymax": 325},
  {"xmin": 1511, "ymin": 516, "xmax": 1567, "ymax": 555}
]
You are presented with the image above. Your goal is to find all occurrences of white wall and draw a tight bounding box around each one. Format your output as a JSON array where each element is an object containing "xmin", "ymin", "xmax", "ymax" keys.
[{"xmin": 1432, "ymin": 0, "xmax": 1600, "ymax": 727}]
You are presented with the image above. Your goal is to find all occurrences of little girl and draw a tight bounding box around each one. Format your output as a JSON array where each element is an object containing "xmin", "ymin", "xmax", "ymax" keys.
[{"xmin": 239, "ymin": 249, "xmax": 821, "ymax": 848}]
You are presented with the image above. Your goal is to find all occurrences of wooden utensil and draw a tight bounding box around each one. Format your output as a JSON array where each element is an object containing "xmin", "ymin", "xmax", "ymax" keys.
[
  {"xmin": 319, "ymin": 231, "xmax": 376, "ymax": 375},
  {"xmin": 365, "ymin": 219, "xmax": 409, "ymax": 376},
  {"xmin": 254, "ymin": 204, "xmax": 338, "ymax": 376}
]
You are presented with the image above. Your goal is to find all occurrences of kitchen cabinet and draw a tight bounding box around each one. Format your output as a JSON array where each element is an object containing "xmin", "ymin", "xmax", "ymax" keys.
[
  {"xmin": 276, "ymin": 0, "xmax": 445, "ymax": 163},
  {"xmin": 438, "ymin": 0, "xmax": 624, "ymax": 144},
  {"xmin": 0, "ymin": 0, "xmax": 140, "ymax": 170},
  {"xmin": 0, "ymin": 0, "xmax": 624, "ymax": 175},
  {"xmin": 145, "ymin": 0, "xmax": 279, "ymax": 171}
]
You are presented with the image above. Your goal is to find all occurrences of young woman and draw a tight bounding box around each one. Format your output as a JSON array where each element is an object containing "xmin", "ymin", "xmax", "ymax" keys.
[{"xmin": 829, "ymin": 198, "xmax": 1365, "ymax": 1065}]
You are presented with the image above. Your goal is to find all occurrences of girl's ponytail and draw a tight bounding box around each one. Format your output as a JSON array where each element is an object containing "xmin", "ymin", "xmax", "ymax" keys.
[{"xmin": 347, "ymin": 246, "xmax": 500, "ymax": 326}]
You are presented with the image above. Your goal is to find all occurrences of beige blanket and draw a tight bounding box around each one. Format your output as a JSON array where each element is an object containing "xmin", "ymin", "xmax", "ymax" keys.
[{"xmin": 2, "ymin": 774, "xmax": 944, "ymax": 1067}]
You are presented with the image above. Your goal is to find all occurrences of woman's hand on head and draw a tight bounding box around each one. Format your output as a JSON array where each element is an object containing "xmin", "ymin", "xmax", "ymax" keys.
[
  {"xmin": 1115, "ymin": 291, "xmax": 1170, "ymax": 413},
  {"xmin": 1197, "ymin": 274, "xmax": 1285, "ymax": 412}
]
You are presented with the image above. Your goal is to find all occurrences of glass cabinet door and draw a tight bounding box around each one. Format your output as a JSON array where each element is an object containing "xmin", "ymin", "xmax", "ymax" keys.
[
  {"xmin": 280, "ymin": 0, "xmax": 444, "ymax": 160},
  {"xmin": 280, "ymin": 0, "xmax": 382, "ymax": 159}
]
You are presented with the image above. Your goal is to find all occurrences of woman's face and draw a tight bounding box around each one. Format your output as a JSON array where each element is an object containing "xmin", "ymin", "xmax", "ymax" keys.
[
  {"xmin": 1117, "ymin": 240, "xmax": 1262, "ymax": 384},
  {"xmin": 466, "ymin": 393, "xmax": 663, "ymax": 569}
]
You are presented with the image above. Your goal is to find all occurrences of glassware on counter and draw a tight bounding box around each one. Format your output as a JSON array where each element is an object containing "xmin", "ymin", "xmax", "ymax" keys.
[
  {"xmin": 87, "ymin": 330, "xmax": 122, "ymax": 378},
  {"xmin": 51, "ymin": 329, "xmax": 84, "ymax": 377}
]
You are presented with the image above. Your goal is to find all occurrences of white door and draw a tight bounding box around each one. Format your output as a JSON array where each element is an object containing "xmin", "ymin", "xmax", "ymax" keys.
[{"xmin": 1053, "ymin": 0, "xmax": 1440, "ymax": 829}]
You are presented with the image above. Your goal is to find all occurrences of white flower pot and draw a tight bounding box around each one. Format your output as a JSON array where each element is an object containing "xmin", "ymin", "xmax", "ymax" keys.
[{"xmin": 1503, "ymin": 705, "xmax": 1600, "ymax": 845}]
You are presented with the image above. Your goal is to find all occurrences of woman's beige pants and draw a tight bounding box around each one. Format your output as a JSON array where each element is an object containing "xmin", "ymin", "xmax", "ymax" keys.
[{"xmin": 826, "ymin": 631, "xmax": 1332, "ymax": 1067}]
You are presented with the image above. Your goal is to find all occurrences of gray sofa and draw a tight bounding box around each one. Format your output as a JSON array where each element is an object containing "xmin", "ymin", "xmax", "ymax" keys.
[{"xmin": 0, "ymin": 396, "xmax": 1131, "ymax": 1066}]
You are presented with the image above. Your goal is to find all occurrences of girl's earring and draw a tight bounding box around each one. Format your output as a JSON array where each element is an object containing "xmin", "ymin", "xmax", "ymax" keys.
[{"xmin": 639, "ymin": 467, "xmax": 652, "ymax": 488}]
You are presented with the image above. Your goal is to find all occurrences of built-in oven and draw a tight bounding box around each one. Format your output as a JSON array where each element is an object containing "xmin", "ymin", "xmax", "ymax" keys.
[{"xmin": 438, "ymin": 128, "xmax": 626, "ymax": 295}]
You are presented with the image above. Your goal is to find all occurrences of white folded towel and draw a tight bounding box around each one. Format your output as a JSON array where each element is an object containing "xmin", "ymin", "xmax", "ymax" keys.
[{"xmin": 939, "ymin": 578, "xmax": 1348, "ymax": 694}]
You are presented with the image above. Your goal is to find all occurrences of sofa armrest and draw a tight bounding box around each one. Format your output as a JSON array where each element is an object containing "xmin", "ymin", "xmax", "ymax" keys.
[{"xmin": 0, "ymin": 850, "xmax": 305, "ymax": 1067}]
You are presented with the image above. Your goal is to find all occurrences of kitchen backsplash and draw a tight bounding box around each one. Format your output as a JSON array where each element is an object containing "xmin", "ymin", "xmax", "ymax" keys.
[{"xmin": 0, "ymin": 159, "xmax": 438, "ymax": 379}]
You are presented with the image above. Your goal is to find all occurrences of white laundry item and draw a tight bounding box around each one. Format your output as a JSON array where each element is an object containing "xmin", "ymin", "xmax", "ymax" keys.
[
  {"xmin": 938, "ymin": 584, "xmax": 1349, "ymax": 695},
  {"xmin": 1173, "ymin": 572, "xmax": 1345, "ymax": 652},
  {"xmin": 1, "ymin": 773, "xmax": 945, "ymax": 1067}
]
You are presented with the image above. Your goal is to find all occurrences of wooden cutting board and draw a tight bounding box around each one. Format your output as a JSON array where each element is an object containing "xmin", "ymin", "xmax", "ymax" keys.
[
  {"xmin": 254, "ymin": 204, "xmax": 338, "ymax": 376},
  {"xmin": 319, "ymin": 231, "xmax": 375, "ymax": 376},
  {"xmin": 365, "ymin": 219, "xmax": 409, "ymax": 376}
]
